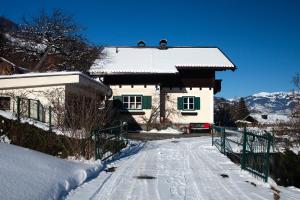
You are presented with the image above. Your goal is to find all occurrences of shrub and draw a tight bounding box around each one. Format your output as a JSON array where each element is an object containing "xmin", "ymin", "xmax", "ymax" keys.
[{"xmin": 0, "ymin": 115, "xmax": 76, "ymax": 158}]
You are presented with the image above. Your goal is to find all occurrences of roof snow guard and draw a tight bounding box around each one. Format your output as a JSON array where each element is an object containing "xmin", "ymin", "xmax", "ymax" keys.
[{"xmin": 89, "ymin": 47, "xmax": 236, "ymax": 75}]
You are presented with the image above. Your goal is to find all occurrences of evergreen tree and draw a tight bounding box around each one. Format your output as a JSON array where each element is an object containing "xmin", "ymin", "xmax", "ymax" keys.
[{"xmin": 235, "ymin": 97, "xmax": 250, "ymax": 120}]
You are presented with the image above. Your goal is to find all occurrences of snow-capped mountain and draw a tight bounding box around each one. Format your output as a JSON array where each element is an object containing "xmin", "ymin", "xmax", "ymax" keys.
[
  {"xmin": 243, "ymin": 92, "xmax": 298, "ymax": 114},
  {"xmin": 215, "ymin": 92, "xmax": 299, "ymax": 124}
]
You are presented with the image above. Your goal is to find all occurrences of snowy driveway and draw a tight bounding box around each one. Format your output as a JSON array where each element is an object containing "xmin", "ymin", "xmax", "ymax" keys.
[{"xmin": 66, "ymin": 137, "xmax": 299, "ymax": 200}]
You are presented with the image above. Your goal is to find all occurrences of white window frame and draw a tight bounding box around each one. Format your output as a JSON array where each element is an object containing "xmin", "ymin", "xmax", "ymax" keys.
[
  {"xmin": 122, "ymin": 95, "xmax": 142, "ymax": 110},
  {"xmin": 183, "ymin": 96, "xmax": 194, "ymax": 111}
]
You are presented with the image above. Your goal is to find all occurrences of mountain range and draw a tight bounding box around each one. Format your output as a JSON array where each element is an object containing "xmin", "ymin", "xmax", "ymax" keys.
[
  {"xmin": 215, "ymin": 91, "xmax": 299, "ymax": 124},
  {"xmin": 235, "ymin": 92, "xmax": 298, "ymax": 114}
]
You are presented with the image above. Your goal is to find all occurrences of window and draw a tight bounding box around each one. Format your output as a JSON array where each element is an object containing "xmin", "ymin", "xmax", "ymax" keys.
[
  {"xmin": 123, "ymin": 95, "xmax": 142, "ymax": 110},
  {"xmin": 29, "ymin": 99, "xmax": 39, "ymax": 120},
  {"xmin": 183, "ymin": 97, "xmax": 194, "ymax": 110},
  {"xmin": 0, "ymin": 97, "xmax": 10, "ymax": 110}
]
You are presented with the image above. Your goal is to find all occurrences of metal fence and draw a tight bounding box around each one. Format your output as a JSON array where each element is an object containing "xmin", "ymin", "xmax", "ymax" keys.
[
  {"xmin": 16, "ymin": 97, "xmax": 53, "ymax": 130},
  {"xmin": 90, "ymin": 121, "xmax": 128, "ymax": 161},
  {"xmin": 212, "ymin": 126, "xmax": 273, "ymax": 182}
]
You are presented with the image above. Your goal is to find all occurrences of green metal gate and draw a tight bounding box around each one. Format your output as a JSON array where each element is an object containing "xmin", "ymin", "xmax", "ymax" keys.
[
  {"xmin": 241, "ymin": 130, "xmax": 272, "ymax": 182},
  {"xmin": 91, "ymin": 121, "xmax": 128, "ymax": 161},
  {"xmin": 212, "ymin": 126, "xmax": 273, "ymax": 182}
]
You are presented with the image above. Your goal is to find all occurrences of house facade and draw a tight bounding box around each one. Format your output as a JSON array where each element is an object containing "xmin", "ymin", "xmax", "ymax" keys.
[
  {"xmin": 90, "ymin": 41, "xmax": 236, "ymax": 130},
  {"xmin": 0, "ymin": 71, "xmax": 111, "ymax": 126}
]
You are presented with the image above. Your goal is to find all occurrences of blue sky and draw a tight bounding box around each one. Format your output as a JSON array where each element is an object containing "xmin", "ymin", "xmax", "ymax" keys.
[{"xmin": 1, "ymin": 0, "xmax": 300, "ymax": 98}]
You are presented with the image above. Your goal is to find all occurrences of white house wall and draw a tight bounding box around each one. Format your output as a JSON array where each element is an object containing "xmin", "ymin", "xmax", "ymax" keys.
[
  {"xmin": 110, "ymin": 85, "xmax": 159, "ymax": 124},
  {"xmin": 111, "ymin": 85, "xmax": 214, "ymax": 125},
  {"xmin": 163, "ymin": 87, "xmax": 214, "ymax": 124}
]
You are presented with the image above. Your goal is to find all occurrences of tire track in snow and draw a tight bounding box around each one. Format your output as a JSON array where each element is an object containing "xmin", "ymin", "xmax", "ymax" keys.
[
  {"xmin": 67, "ymin": 137, "xmax": 278, "ymax": 200},
  {"xmin": 91, "ymin": 145, "xmax": 148, "ymax": 200},
  {"xmin": 109, "ymin": 147, "xmax": 148, "ymax": 200},
  {"xmin": 191, "ymin": 140, "xmax": 271, "ymax": 200},
  {"xmin": 192, "ymin": 141, "xmax": 250, "ymax": 200},
  {"xmin": 184, "ymin": 141, "xmax": 224, "ymax": 200},
  {"xmin": 181, "ymin": 141, "xmax": 205, "ymax": 200}
]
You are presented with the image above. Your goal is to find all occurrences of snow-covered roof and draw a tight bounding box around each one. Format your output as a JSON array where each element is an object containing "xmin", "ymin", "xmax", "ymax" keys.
[
  {"xmin": 250, "ymin": 113, "xmax": 290, "ymax": 124},
  {"xmin": 89, "ymin": 47, "xmax": 236, "ymax": 75},
  {"xmin": 0, "ymin": 71, "xmax": 111, "ymax": 96}
]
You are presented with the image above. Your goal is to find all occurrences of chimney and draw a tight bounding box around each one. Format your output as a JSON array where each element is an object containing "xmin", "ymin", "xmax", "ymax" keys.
[
  {"xmin": 159, "ymin": 39, "xmax": 168, "ymax": 49},
  {"xmin": 137, "ymin": 40, "xmax": 146, "ymax": 47}
]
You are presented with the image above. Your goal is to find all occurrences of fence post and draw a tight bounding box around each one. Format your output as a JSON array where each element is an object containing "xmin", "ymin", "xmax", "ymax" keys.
[
  {"xmin": 264, "ymin": 133, "xmax": 272, "ymax": 182},
  {"xmin": 222, "ymin": 128, "xmax": 226, "ymax": 154},
  {"xmin": 28, "ymin": 99, "xmax": 30, "ymax": 118},
  {"xmin": 211, "ymin": 126, "xmax": 214, "ymax": 146},
  {"xmin": 37, "ymin": 101, "xmax": 40, "ymax": 121},
  {"xmin": 94, "ymin": 132, "xmax": 98, "ymax": 160},
  {"xmin": 17, "ymin": 97, "xmax": 20, "ymax": 122},
  {"xmin": 241, "ymin": 127, "xmax": 247, "ymax": 170},
  {"xmin": 48, "ymin": 106, "xmax": 52, "ymax": 131}
]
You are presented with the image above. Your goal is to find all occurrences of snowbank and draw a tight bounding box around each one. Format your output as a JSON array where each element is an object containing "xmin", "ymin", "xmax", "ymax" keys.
[
  {"xmin": 0, "ymin": 143, "xmax": 102, "ymax": 200},
  {"xmin": 141, "ymin": 127, "xmax": 183, "ymax": 134}
]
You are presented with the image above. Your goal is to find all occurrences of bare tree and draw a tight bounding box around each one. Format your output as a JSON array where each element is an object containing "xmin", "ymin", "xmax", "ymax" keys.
[
  {"xmin": 141, "ymin": 95, "xmax": 179, "ymax": 131},
  {"xmin": 6, "ymin": 9, "xmax": 102, "ymax": 72}
]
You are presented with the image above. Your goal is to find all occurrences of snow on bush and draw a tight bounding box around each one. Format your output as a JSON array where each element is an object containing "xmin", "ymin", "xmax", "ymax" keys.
[
  {"xmin": 0, "ymin": 134, "xmax": 11, "ymax": 143},
  {"xmin": 0, "ymin": 143, "xmax": 102, "ymax": 200}
]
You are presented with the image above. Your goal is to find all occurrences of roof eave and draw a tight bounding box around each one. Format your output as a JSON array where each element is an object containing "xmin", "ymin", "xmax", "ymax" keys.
[
  {"xmin": 89, "ymin": 71, "xmax": 178, "ymax": 76},
  {"xmin": 175, "ymin": 66, "xmax": 237, "ymax": 71}
]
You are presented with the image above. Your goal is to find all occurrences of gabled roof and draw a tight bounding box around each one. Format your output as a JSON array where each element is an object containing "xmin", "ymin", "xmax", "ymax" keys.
[{"xmin": 89, "ymin": 47, "xmax": 236, "ymax": 75}]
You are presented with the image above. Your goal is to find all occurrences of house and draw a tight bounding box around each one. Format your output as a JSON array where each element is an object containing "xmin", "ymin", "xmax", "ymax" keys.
[
  {"xmin": 235, "ymin": 115, "xmax": 258, "ymax": 127},
  {"xmin": 0, "ymin": 71, "xmax": 111, "ymax": 126},
  {"xmin": 90, "ymin": 40, "xmax": 236, "ymax": 130}
]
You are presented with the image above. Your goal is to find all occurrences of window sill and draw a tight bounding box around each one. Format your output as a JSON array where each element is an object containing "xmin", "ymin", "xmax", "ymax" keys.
[
  {"xmin": 120, "ymin": 110, "xmax": 145, "ymax": 115},
  {"xmin": 181, "ymin": 111, "xmax": 198, "ymax": 115}
]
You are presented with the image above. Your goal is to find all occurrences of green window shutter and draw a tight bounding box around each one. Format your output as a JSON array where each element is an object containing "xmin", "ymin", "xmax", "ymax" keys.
[
  {"xmin": 177, "ymin": 97, "xmax": 183, "ymax": 110},
  {"xmin": 113, "ymin": 96, "xmax": 122, "ymax": 109},
  {"xmin": 195, "ymin": 97, "xmax": 200, "ymax": 110},
  {"xmin": 142, "ymin": 96, "xmax": 152, "ymax": 109}
]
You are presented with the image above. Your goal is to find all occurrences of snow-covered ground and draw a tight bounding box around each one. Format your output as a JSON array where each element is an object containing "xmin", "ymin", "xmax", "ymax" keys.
[
  {"xmin": 0, "ymin": 143, "xmax": 103, "ymax": 200},
  {"xmin": 140, "ymin": 127, "xmax": 183, "ymax": 134},
  {"xmin": 66, "ymin": 137, "xmax": 300, "ymax": 200}
]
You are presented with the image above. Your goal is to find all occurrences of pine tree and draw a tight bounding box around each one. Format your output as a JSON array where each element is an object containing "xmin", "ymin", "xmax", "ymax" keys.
[{"xmin": 235, "ymin": 97, "xmax": 250, "ymax": 120}]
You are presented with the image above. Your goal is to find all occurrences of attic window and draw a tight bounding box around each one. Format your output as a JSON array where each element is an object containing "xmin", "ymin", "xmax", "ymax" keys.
[
  {"xmin": 137, "ymin": 40, "xmax": 146, "ymax": 47},
  {"xmin": 159, "ymin": 39, "xmax": 168, "ymax": 49}
]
